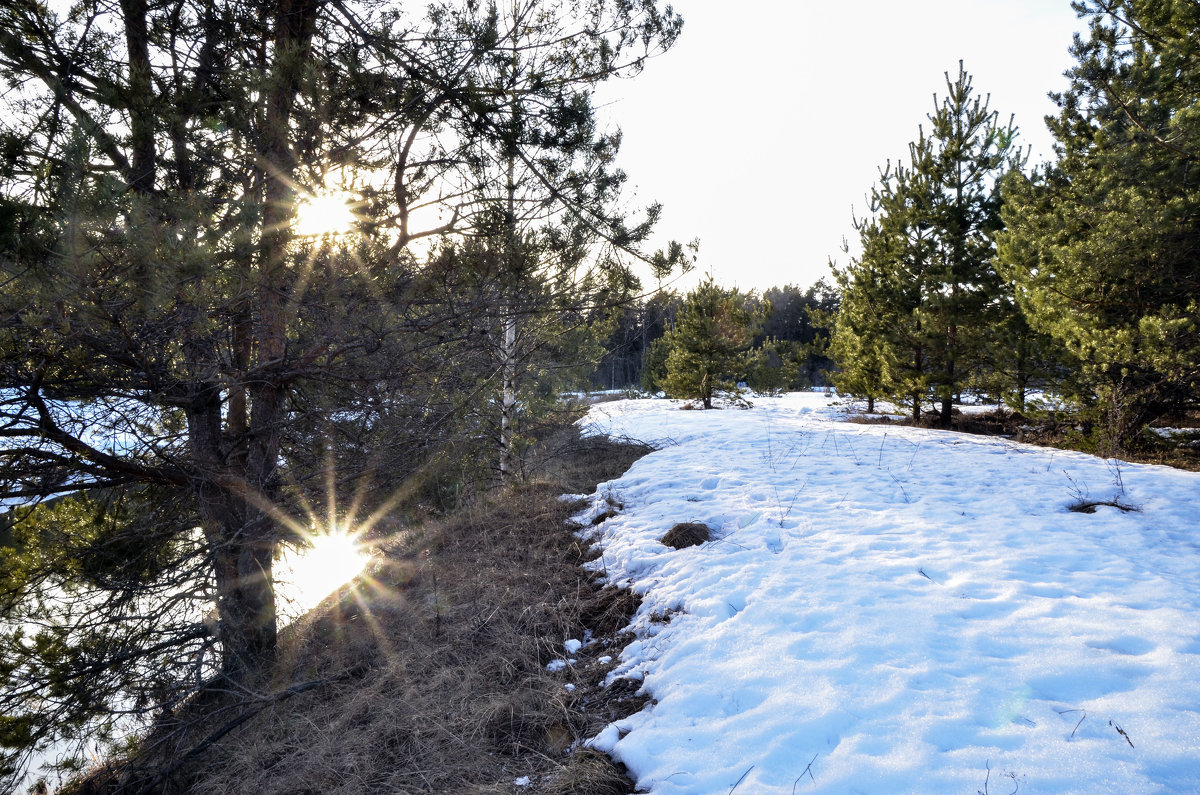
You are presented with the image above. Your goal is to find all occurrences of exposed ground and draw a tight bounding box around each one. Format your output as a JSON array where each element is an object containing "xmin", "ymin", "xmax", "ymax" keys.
[
  {"xmin": 68, "ymin": 428, "xmax": 652, "ymax": 795},
  {"xmin": 849, "ymin": 407, "xmax": 1200, "ymax": 472}
]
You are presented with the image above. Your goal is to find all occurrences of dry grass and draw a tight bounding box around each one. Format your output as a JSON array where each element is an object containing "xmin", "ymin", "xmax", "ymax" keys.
[
  {"xmin": 70, "ymin": 428, "xmax": 651, "ymax": 795},
  {"xmin": 659, "ymin": 523, "xmax": 710, "ymax": 550}
]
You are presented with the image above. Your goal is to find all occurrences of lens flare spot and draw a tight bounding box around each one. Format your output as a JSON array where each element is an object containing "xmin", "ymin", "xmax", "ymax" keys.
[
  {"xmin": 277, "ymin": 529, "xmax": 369, "ymax": 614},
  {"xmin": 294, "ymin": 192, "xmax": 356, "ymax": 237}
]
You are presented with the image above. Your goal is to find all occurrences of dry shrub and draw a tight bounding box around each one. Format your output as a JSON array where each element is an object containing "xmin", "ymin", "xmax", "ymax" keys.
[
  {"xmin": 94, "ymin": 431, "xmax": 654, "ymax": 795},
  {"xmin": 517, "ymin": 422, "xmax": 653, "ymax": 495},
  {"xmin": 660, "ymin": 522, "xmax": 710, "ymax": 550}
]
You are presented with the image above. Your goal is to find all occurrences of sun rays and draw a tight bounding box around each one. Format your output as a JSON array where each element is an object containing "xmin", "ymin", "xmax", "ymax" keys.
[
  {"xmin": 293, "ymin": 191, "xmax": 357, "ymax": 237},
  {"xmin": 275, "ymin": 525, "xmax": 371, "ymax": 614},
  {"xmin": 266, "ymin": 440, "xmax": 422, "ymax": 633}
]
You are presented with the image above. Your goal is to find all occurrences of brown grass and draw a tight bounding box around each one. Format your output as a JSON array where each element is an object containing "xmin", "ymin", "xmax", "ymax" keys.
[
  {"xmin": 70, "ymin": 428, "xmax": 651, "ymax": 795},
  {"xmin": 659, "ymin": 522, "xmax": 711, "ymax": 550}
]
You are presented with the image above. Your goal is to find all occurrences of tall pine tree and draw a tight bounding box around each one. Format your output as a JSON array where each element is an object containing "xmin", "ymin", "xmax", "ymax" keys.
[{"xmin": 831, "ymin": 64, "xmax": 1023, "ymax": 422}]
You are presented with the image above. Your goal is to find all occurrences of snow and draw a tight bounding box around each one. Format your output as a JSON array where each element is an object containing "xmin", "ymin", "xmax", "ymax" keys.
[{"xmin": 573, "ymin": 392, "xmax": 1200, "ymax": 794}]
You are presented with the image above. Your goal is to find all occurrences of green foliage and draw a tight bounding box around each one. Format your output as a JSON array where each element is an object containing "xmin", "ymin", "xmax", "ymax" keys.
[
  {"xmin": 831, "ymin": 63, "xmax": 1025, "ymax": 421},
  {"xmin": 660, "ymin": 279, "xmax": 765, "ymax": 408},
  {"xmin": 0, "ymin": 491, "xmax": 211, "ymax": 786},
  {"xmin": 0, "ymin": 0, "xmax": 688, "ymax": 786},
  {"xmin": 997, "ymin": 0, "xmax": 1200, "ymax": 451},
  {"xmin": 746, "ymin": 338, "xmax": 793, "ymax": 394}
]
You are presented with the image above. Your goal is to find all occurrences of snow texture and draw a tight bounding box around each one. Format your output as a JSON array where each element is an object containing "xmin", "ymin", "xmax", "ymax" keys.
[{"xmin": 575, "ymin": 392, "xmax": 1200, "ymax": 794}]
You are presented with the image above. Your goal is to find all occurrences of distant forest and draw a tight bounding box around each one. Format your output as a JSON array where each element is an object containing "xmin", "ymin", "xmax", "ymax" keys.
[{"xmin": 588, "ymin": 281, "xmax": 839, "ymax": 393}]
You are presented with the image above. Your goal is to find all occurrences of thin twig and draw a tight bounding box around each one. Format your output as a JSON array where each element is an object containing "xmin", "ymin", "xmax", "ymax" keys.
[
  {"xmin": 728, "ymin": 764, "xmax": 754, "ymax": 794},
  {"xmin": 1071, "ymin": 712, "xmax": 1087, "ymax": 739},
  {"xmin": 1110, "ymin": 720, "xmax": 1134, "ymax": 748},
  {"xmin": 791, "ymin": 753, "xmax": 818, "ymax": 792}
]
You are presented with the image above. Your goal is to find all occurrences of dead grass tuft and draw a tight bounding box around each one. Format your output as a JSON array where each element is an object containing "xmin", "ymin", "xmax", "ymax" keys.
[
  {"xmin": 660, "ymin": 522, "xmax": 711, "ymax": 550},
  {"xmin": 1068, "ymin": 499, "xmax": 1140, "ymax": 514},
  {"xmin": 578, "ymin": 586, "xmax": 642, "ymax": 636},
  {"xmin": 518, "ymin": 423, "xmax": 653, "ymax": 495},
  {"xmin": 542, "ymin": 748, "xmax": 636, "ymax": 795}
]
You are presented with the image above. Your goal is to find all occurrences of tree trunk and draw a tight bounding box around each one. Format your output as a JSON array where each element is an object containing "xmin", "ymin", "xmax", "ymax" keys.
[
  {"xmin": 212, "ymin": 523, "xmax": 278, "ymax": 680},
  {"xmin": 499, "ymin": 310, "xmax": 518, "ymax": 480},
  {"xmin": 939, "ymin": 326, "xmax": 956, "ymax": 427},
  {"xmin": 912, "ymin": 344, "xmax": 923, "ymax": 423},
  {"xmin": 187, "ymin": 387, "xmax": 279, "ymax": 681},
  {"xmin": 188, "ymin": 0, "xmax": 320, "ymax": 681}
]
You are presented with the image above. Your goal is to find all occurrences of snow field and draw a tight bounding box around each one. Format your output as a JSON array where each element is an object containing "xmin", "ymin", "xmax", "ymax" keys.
[{"xmin": 573, "ymin": 393, "xmax": 1200, "ymax": 794}]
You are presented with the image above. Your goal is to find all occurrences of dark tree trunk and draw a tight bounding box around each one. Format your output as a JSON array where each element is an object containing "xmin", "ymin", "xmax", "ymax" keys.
[
  {"xmin": 187, "ymin": 386, "xmax": 279, "ymax": 680},
  {"xmin": 175, "ymin": 0, "xmax": 321, "ymax": 682}
]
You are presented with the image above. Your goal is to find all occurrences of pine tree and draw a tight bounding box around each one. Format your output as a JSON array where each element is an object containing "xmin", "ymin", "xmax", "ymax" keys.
[
  {"xmin": 661, "ymin": 279, "xmax": 764, "ymax": 409},
  {"xmin": 0, "ymin": 0, "xmax": 685, "ymax": 785},
  {"xmin": 831, "ymin": 64, "xmax": 1022, "ymax": 422},
  {"xmin": 923, "ymin": 63, "xmax": 1026, "ymax": 424},
  {"xmin": 828, "ymin": 257, "xmax": 892, "ymax": 413},
  {"xmin": 832, "ymin": 156, "xmax": 940, "ymax": 420},
  {"xmin": 997, "ymin": 0, "xmax": 1200, "ymax": 451}
]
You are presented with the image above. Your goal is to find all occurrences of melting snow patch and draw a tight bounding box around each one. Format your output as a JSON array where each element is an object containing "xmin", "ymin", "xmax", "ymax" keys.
[{"xmin": 574, "ymin": 392, "xmax": 1200, "ymax": 794}]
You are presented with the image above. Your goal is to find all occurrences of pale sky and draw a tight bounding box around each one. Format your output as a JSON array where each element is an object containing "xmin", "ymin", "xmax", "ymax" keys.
[{"xmin": 596, "ymin": 0, "xmax": 1084, "ymax": 293}]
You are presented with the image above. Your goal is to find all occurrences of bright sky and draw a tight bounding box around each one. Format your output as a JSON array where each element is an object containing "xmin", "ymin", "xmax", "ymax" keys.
[{"xmin": 597, "ymin": 0, "xmax": 1084, "ymax": 293}]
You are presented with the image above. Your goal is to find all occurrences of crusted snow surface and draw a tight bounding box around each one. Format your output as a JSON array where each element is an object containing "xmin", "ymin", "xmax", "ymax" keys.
[{"xmin": 575, "ymin": 392, "xmax": 1200, "ymax": 794}]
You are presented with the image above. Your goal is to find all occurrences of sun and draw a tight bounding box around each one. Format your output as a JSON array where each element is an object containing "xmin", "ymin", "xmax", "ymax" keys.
[
  {"xmin": 276, "ymin": 527, "xmax": 370, "ymax": 614},
  {"xmin": 293, "ymin": 191, "xmax": 357, "ymax": 237}
]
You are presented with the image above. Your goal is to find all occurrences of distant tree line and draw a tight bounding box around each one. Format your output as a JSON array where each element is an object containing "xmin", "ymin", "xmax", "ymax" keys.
[
  {"xmin": 588, "ymin": 279, "xmax": 839, "ymax": 397},
  {"xmin": 826, "ymin": 0, "xmax": 1200, "ymax": 455}
]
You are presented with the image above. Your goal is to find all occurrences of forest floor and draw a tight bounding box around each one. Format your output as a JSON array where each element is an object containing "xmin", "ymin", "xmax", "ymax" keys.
[{"xmin": 69, "ymin": 423, "xmax": 655, "ymax": 795}]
